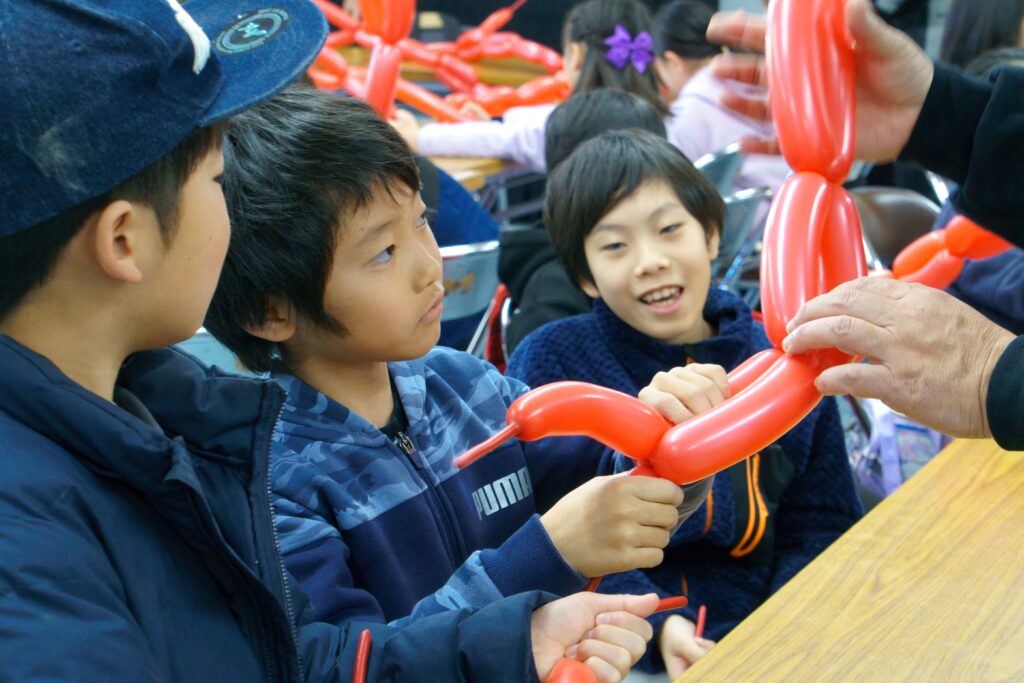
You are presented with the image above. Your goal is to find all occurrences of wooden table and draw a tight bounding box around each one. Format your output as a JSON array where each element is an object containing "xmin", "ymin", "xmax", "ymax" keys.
[
  {"xmin": 431, "ymin": 156, "xmax": 511, "ymax": 192},
  {"xmin": 679, "ymin": 438, "xmax": 1024, "ymax": 683}
]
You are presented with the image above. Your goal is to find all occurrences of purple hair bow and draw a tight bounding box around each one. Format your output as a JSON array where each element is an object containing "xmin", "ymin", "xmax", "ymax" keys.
[{"xmin": 603, "ymin": 24, "xmax": 654, "ymax": 74}]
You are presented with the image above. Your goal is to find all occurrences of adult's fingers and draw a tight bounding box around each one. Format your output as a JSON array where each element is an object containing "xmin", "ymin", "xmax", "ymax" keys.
[
  {"xmin": 813, "ymin": 362, "xmax": 896, "ymax": 401},
  {"xmin": 782, "ymin": 313, "xmax": 894, "ymax": 360},
  {"xmin": 720, "ymin": 90, "xmax": 772, "ymax": 121},
  {"xmin": 710, "ymin": 52, "xmax": 768, "ymax": 88},
  {"xmin": 786, "ymin": 277, "xmax": 908, "ymax": 332},
  {"xmin": 706, "ymin": 10, "xmax": 767, "ymax": 53}
]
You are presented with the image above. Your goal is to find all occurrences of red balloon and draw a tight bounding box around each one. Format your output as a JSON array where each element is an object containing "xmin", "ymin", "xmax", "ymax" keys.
[
  {"xmin": 760, "ymin": 173, "xmax": 833, "ymax": 349},
  {"xmin": 898, "ymin": 249, "xmax": 964, "ymax": 288},
  {"xmin": 648, "ymin": 354, "xmax": 824, "ymax": 485},
  {"xmin": 545, "ymin": 659, "xmax": 597, "ymax": 683},
  {"xmin": 944, "ymin": 214, "xmax": 1013, "ymax": 260},
  {"xmin": 364, "ymin": 43, "xmax": 402, "ymax": 117},
  {"xmin": 396, "ymin": 79, "xmax": 473, "ymax": 122},
  {"xmin": 766, "ymin": 0, "xmax": 855, "ymax": 183},
  {"xmin": 510, "ymin": 382, "xmax": 670, "ymax": 458},
  {"xmin": 727, "ymin": 348, "xmax": 783, "ymax": 396},
  {"xmin": 360, "ymin": 0, "xmax": 414, "ymax": 45}
]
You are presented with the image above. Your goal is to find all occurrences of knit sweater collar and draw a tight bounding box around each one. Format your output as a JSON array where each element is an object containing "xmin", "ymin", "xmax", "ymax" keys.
[{"xmin": 592, "ymin": 287, "xmax": 755, "ymax": 390}]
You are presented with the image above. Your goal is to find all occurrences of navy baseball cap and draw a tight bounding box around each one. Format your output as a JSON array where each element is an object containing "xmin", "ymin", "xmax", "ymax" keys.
[{"xmin": 0, "ymin": 0, "xmax": 328, "ymax": 238}]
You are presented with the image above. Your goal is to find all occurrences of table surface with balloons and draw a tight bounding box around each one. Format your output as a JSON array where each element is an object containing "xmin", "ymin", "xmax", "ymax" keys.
[
  {"xmin": 317, "ymin": 0, "xmax": 1016, "ymax": 681},
  {"xmin": 674, "ymin": 438, "xmax": 1024, "ymax": 683}
]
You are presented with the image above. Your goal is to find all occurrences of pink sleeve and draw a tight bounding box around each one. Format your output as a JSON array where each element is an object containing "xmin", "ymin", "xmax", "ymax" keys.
[{"xmin": 416, "ymin": 105, "xmax": 553, "ymax": 173}]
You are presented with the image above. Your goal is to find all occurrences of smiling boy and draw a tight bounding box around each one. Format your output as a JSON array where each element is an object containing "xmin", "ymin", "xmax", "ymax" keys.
[{"xmin": 508, "ymin": 130, "xmax": 862, "ymax": 677}]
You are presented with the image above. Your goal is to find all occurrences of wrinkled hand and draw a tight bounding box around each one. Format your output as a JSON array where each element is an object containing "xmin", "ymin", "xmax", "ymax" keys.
[
  {"xmin": 705, "ymin": 0, "xmax": 933, "ymax": 162},
  {"xmin": 782, "ymin": 277, "xmax": 1015, "ymax": 437},
  {"xmin": 658, "ymin": 615, "xmax": 715, "ymax": 680},
  {"xmin": 532, "ymin": 592, "xmax": 658, "ymax": 683},
  {"xmin": 389, "ymin": 108, "xmax": 421, "ymax": 152},
  {"xmin": 542, "ymin": 474, "xmax": 683, "ymax": 577},
  {"xmin": 638, "ymin": 363, "xmax": 731, "ymax": 423}
]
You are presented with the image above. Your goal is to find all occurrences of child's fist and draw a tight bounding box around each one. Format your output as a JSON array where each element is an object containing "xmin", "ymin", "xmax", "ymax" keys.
[
  {"xmin": 638, "ymin": 363, "xmax": 731, "ymax": 423},
  {"xmin": 659, "ymin": 614, "xmax": 715, "ymax": 679},
  {"xmin": 541, "ymin": 473, "xmax": 684, "ymax": 578}
]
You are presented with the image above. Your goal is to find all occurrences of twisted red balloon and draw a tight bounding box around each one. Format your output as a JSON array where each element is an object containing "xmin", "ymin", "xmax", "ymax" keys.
[
  {"xmin": 892, "ymin": 214, "xmax": 1012, "ymax": 288},
  {"xmin": 306, "ymin": 0, "xmax": 568, "ymax": 121}
]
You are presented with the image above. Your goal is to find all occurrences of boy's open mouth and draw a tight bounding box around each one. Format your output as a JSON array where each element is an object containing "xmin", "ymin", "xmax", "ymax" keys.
[{"xmin": 639, "ymin": 285, "xmax": 684, "ymax": 310}]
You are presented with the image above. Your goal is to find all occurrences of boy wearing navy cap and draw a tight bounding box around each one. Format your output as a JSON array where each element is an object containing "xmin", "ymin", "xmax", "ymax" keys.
[{"xmin": 0, "ymin": 1, "xmax": 658, "ymax": 680}]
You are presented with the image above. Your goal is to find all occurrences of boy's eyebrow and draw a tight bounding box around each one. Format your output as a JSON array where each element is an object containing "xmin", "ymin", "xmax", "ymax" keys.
[
  {"xmin": 355, "ymin": 219, "xmax": 394, "ymax": 249},
  {"xmin": 592, "ymin": 202, "xmax": 684, "ymax": 233}
]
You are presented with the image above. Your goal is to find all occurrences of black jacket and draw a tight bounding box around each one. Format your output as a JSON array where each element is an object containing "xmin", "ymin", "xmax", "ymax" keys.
[
  {"xmin": 498, "ymin": 224, "xmax": 592, "ymax": 354},
  {"xmin": 901, "ymin": 62, "xmax": 1024, "ymax": 449},
  {"xmin": 0, "ymin": 337, "xmax": 550, "ymax": 682}
]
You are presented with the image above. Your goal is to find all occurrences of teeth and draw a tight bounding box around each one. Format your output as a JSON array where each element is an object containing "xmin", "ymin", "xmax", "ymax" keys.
[{"xmin": 641, "ymin": 286, "xmax": 682, "ymax": 304}]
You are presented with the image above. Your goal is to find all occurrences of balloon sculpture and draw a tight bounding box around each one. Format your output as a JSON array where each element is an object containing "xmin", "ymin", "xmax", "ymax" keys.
[
  {"xmin": 344, "ymin": 0, "xmax": 1013, "ymax": 678},
  {"xmin": 307, "ymin": 0, "xmax": 570, "ymax": 122}
]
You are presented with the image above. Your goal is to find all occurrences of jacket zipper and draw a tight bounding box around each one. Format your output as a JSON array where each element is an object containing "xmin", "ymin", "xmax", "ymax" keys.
[
  {"xmin": 394, "ymin": 430, "xmax": 462, "ymax": 568},
  {"xmin": 185, "ymin": 490, "xmax": 277, "ymax": 683},
  {"xmin": 265, "ymin": 401, "xmax": 305, "ymax": 678}
]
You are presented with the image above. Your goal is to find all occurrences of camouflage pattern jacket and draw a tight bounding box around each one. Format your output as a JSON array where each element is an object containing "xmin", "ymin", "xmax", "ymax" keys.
[{"xmin": 270, "ymin": 347, "xmax": 621, "ymax": 628}]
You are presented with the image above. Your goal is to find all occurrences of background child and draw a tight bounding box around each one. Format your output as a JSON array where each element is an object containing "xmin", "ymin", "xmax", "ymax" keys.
[
  {"xmin": 508, "ymin": 130, "xmax": 862, "ymax": 678},
  {"xmin": 392, "ymin": 0, "xmax": 668, "ymax": 172},
  {"xmin": 204, "ymin": 86, "xmax": 711, "ymax": 632},
  {"xmin": 499, "ymin": 88, "xmax": 668, "ymax": 353},
  {"xmin": 654, "ymin": 0, "xmax": 791, "ymax": 192}
]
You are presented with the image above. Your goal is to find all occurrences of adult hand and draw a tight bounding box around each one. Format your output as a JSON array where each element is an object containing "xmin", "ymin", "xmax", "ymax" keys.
[
  {"xmin": 658, "ymin": 614, "xmax": 715, "ymax": 680},
  {"xmin": 782, "ymin": 277, "xmax": 1015, "ymax": 437},
  {"xmin": 531, "ymin": 592, "xmax": 658, "ymax": 683},
  {"xmin": 706, "ymin": 0, "xmax": 934, "ymax": 162}
]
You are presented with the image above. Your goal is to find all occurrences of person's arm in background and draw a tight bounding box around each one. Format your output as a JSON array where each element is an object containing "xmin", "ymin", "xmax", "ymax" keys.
[{"xmin": 394, "ymin": 105, "xmax": 553, "ymax": 173}]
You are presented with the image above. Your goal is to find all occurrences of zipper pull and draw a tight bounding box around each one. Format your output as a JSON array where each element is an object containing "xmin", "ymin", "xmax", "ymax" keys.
[
  {"xmin": 396, "ymin": 431, "xmax": 416, "ymax": 456},
  {"xmin": 396, "ymin": 431, "xmax": 428, "ymax": 470}
]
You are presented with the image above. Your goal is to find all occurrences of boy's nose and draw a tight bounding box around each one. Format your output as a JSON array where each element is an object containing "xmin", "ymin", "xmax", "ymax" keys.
[{"xmin": 633, "ymin": 243, "xmax": 670, "ymax": 277}]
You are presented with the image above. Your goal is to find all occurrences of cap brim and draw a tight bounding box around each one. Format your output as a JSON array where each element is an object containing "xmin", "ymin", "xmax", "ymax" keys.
[{"xmin": 188, "ymin": 0, "xmax": 328, "ymax": 126}]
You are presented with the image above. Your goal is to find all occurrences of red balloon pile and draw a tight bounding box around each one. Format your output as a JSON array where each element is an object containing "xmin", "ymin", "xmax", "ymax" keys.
[{"xmin": 307, "ymin": 0, "xmax": 570, "ymax": 122}]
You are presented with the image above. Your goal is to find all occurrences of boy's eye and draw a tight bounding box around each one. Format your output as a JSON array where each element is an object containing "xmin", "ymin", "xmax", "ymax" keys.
[
  {"xmin": 371, "ymin": 245, "xmax": 396, "ymax": 265},
  {"xmin": 600, "ymin": 242, "xmax": 626, "ymax": 253},
  {"xmin": 660, "ymin": 223, "xmax": 682, "ymax": 235},
  {"xmin": 416, "ymin": 210, "xmax": 433, "ymax": 228},
  {"xmin": 213, "ymin": 174, "xmax": 224, "ymax": 185}
]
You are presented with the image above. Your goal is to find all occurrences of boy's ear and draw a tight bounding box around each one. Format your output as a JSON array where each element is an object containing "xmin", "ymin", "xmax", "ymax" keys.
[
  {"xmin": 708, "ymin": 231, "xmax": 720, "ymax": 261},
  {"xmin": 579, "ymin": 279, "xmax": 600, "ymax": 299},
  {"xmin": 244, "ymin": 296, "xmax": 297, "ymax": 343},
  {"xmin": 90, "ymin": 199, "xmax": 150, "ymax": 284}
]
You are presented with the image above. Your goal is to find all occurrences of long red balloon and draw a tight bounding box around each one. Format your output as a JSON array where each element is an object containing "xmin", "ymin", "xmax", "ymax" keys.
[{"xmin": 766, "ymin": 0, "xmax": 855, "ymax": 183}]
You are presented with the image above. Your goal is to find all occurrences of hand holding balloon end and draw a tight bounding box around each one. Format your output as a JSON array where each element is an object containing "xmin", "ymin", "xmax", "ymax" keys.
[
  {"xmin": 532, "ymin": 592, "xmax": 658, "ymax": 683},
  {"xmin": 782, "ymin": 277, "xmax": 1015, "ymax": 438},
  {"xmin": 706, "ymin": 0, "xmax": 933, "ymax": 162},
  {"xmin": 541, "ymin": 474, "xmax": 684, "ymax": 578}
]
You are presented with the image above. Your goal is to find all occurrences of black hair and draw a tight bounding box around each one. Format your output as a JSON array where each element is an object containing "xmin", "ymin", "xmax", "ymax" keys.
[
  {"xmin": 0, "ymin": 124, "xmax": 226, "ymax": 322},
  {"xmin": 544, "ymin": 129, "xmax": 724, "ymax": 287},
  {"xmin": 563, "ymin": 0, "xmax": 670, "ymax": 116},
  {"xmin": 939, "ymin": 0, "xmax": 1024, "ymax": 69},
  {"xmin": 964, "ymin": 46, "xmax": 1024, "ymax": 78},
  {"xmin": 544, "ymin": 88, "xmax": 667, "ymax": 169},
  {"xmin": 654, "ymin": 0, "xmax": 721, "ymax": 59},
  {"xmin": 204, "ymin": 85, "xmax": 420, "ymax": 373}
]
